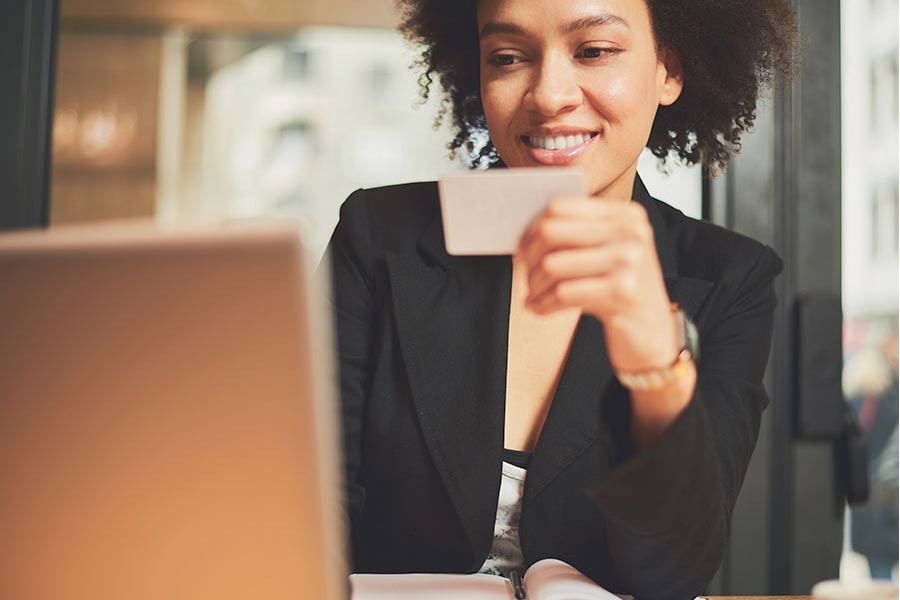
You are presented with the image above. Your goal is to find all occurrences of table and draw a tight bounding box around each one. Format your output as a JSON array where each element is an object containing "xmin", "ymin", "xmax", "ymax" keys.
[{"xmin": 706, "ymin": 597, "xmax": 811, "ymax": 599}]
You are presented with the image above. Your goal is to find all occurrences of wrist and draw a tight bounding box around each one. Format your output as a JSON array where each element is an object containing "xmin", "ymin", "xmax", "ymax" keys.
[
  {"xmin": 629, "ymin": 360, "xmax": 697, "ymax": 449},
  {"xmin": 614, "ymin": 305, "xmax": 699, "ymax": 392},
  {"xmin": 604, "ymin": 307, "xmax": 678, "ymax": 371}
]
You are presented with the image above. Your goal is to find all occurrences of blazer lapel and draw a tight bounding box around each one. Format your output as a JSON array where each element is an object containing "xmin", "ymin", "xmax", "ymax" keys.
[
  {"xmin": 524, "ymin": 311, "xmax": 612, "ymax": 498},
  {"xmin": 525, "ymin": 177, "xmax": 714, "ymax": 499},
  {"xmin": 634, "ymin": 175, "xmax": 715, "ymax": 320},
  {"xmin": 385, "ymin": 212, "xmax": 510, "ymax": 568}
]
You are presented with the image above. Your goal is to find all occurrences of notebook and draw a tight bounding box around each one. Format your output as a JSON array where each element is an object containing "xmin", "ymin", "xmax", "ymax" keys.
[{"xmin": 350, "ymin": 558, "xmax": 630, "ymax": 600}]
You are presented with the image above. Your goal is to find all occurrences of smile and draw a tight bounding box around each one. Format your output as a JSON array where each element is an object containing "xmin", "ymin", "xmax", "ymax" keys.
[
  {"xmin": 520, "ymin": 131, "xmax": 598, "ymax": 165},
  {"xmin": 524, "ymin": 132, "xmax": 597, "ymax": 150}
]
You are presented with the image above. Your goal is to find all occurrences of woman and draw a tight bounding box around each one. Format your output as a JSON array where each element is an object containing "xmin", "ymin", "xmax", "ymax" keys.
[{"xmin": 322, "ymin": 1, "xmax": 797, "ymax": 598}]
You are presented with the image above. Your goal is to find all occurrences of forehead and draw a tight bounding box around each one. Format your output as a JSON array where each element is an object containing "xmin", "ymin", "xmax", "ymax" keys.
[{"xmin": 476, "ymin": 0, "xmax": 653, "ymax": 33}]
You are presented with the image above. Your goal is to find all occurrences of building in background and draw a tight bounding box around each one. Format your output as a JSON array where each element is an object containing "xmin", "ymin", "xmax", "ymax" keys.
[
  {"xmin": 842, "ymin": 0, "xmax": 898, "ymax": 320},
  {"xmin": 194, "ymin": 27, "xmax": 462, "ymax": 259},
  {"xmin": 840, "ymin": 0, "xmax": 899, "ymax": 582}
]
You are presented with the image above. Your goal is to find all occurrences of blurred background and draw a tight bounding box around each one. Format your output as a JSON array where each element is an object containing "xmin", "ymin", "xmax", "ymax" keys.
[
  {"xmin": 0, "ymin": 0, "xmax": 896, "ymax": 595},
  {"xmin": 841, "ymin": 0, "xmax": 898, "ymax": 586}
]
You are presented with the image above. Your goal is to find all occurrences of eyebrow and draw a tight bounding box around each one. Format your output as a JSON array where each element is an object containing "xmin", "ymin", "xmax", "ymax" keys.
[
  {"xmin": 479, "ymin": 13, "xmax": 629, "ymax": 38},
  {"xmin": 563, "ymin": 14, "xmax": 629, "ymax": 34}
]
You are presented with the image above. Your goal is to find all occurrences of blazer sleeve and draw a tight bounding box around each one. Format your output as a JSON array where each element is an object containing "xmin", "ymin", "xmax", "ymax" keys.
[
  {"xmin": 316, "ymin": 189, "xmax": 374, "ymax": 557},
  {"xmin": 589, "ymin": 244, "xmax": 783, "ymax": 600}
]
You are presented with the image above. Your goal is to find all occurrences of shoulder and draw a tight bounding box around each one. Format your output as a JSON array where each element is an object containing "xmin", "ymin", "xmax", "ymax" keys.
[
  {"xmin": 337, "ymin": 181, "xmax": 439, "ymax": 254},
  {"xmin": 651, "ymin": 197, "xmax": 783, "ymax": 288}
]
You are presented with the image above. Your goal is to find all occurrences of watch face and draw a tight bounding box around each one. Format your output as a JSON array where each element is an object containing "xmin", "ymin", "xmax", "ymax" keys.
[{"xmin": 685, "ymin": 315, "xmax": 700, "ymax": 362}]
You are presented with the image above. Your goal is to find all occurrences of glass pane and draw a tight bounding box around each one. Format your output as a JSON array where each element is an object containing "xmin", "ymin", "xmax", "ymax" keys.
[
  {"xmin": 161, "ymin": 27, "xmax": 465, "ymax": 259},
  {"xmin": 841, "ymin": 0, "xmax": 899, "ymax": 584},
  {"xmin": 51, "ymin": 31, "xmax": 161, "ymax": 224}
]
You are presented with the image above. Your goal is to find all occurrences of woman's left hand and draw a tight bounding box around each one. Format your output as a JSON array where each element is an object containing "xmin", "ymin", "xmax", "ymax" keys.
[{"xmin": 515, "ymin": 196, "xmax": 679, "ymax": 374}]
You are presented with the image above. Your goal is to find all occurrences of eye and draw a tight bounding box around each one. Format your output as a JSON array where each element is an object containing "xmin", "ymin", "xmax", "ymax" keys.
[
  {"xmin": 576, "ymin": 46, "xmax": 619, "ymax": 59},
  {"xmin": 486, "ymin": 53, "xmax": 525, "ymax": 67}
]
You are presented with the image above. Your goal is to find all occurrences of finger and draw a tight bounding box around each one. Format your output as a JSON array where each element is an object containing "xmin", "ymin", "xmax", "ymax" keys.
[
  {"xmin": 516, "ymin": 218, "xmax": 617, "ymax": 267},
  {"xmin": 527, "ymin": 277, "xmax": 613, "ymax": 315},
  {"xmin": 525, "ymin": 246, "xmax": 627, "ymax": 301},
  {"xmin": 544, "ymin": 196, "xmax": 634, "ymax": 219},
  {"xmin": 517, "ymin": 212, "xmax": 611, "ymax": 254},
  {"xmin": 517, "ymin": 201, "xmax": 652, "ymax": 259}
]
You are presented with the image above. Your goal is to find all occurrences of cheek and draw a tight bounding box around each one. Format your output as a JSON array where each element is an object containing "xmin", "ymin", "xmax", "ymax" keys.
[
  {"xmin": 480, "ymin": 84, "xmax": 503, "ymax": 127},
  {"xmin": 480, "ymin": 81, "xmax": 518, "ymax": 146},
  {"xmin": 587, "ymin": 71, "xmax": 658, "ymax": 125},
  {"xmin": 604, "ymin": 75, "xmax": 632, "ymax": 102},
  {"xmin": 481, "ymin": 79, "xmax": 515, "ymax": 115}
]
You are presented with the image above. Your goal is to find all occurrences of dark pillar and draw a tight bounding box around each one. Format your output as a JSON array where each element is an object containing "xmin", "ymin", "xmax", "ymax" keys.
[{"xmin": 0, "ymin": 0, "xmax": 59, "ymax": 230}]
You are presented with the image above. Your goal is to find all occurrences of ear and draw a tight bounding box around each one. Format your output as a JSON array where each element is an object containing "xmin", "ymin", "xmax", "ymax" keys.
[{"xmin": 657, "ymin": 48, "xmax": 683, "ymax": 107}]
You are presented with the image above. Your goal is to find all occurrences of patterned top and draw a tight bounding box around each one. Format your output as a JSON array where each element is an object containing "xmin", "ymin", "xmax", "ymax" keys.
[{"xmin": 478, "ymin": 460, "xmax": 528, "ymax": 577}]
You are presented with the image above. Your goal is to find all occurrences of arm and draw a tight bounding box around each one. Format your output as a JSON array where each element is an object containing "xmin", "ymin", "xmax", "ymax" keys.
[
  {"xmin": 619, "ymin": 324, "xmax": 698, "ymax": 450},
  {"xmin": 516, "ymin": 196, "xmax": 706, "ymax": 452},
  {"xmin": 515, "ymin": 195, "xmax": 782, "ymax": 598},
  {"xmin": 590, "ymin": 245, "xmax": 782, "ymax": 600}
]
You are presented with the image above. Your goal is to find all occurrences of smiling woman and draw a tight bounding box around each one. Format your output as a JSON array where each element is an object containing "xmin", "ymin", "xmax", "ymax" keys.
[{"xmin": 322, "ymin": 1, "xmax": 799, "ymax": 599}]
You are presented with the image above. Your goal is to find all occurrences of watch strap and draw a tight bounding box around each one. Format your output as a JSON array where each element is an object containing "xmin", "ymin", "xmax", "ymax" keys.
[{"xmin": 615, "ymin": 305, "xmax": 698, "ymax": 392}]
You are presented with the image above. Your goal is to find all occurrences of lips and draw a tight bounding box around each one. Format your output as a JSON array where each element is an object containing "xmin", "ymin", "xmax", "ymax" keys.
[{"xmin": 520, "ymin": 131, "xmax": 598, "ymax": 166}]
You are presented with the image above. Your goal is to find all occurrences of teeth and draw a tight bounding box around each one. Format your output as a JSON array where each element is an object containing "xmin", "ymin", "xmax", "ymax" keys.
[{"xmin": 527, "ymin": 132, "xmax": 594, "ymax": 150}]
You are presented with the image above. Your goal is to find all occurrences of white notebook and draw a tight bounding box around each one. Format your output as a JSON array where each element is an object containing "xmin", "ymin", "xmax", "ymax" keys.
[{"xmin": 350, "ymin": 559, "xmax": 629, "ymax": 600}]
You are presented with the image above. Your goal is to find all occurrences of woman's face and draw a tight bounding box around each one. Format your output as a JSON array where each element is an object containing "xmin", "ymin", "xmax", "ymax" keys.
[{"xmin": 477, "ymin": 0, "xmax": 682, "ymax": 199}]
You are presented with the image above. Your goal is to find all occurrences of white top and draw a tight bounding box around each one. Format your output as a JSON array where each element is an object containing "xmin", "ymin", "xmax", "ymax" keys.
[{"xmin": 477, "ymin": 461, "xmax": 527, "ymax": 576}]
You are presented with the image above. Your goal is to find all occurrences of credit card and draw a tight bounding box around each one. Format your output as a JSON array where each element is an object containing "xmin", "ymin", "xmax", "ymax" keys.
[{"xmin": 438, "ymin": 167, "xmax": 586, "ymax": 255}]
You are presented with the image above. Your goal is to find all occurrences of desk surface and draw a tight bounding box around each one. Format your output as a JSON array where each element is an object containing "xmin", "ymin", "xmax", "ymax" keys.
[{"xmin": 707, "ymin": 597, "xmax": 811, "ymax": 599}]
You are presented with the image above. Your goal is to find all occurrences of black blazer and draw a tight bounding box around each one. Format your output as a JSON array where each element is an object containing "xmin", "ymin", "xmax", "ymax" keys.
[{"xmin": 321, "ymin": 177, "xmax": 782, "ymax": 600}]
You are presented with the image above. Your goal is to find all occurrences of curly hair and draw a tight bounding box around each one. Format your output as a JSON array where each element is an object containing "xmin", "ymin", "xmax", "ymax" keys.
[{"xmin": 397, "ymin": 0, "xmax": 798, "ymax": 171}]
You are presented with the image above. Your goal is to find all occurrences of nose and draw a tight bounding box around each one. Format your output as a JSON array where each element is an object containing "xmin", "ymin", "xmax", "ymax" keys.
[{"xmin": 523, "ymin": 55, "xmax": 582, "ymax": 117}]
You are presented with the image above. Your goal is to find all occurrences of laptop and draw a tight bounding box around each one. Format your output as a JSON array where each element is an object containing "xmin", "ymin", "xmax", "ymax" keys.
[{"xmin": 0, "ymin": 220, "xmax": 346, "ymax": 600}]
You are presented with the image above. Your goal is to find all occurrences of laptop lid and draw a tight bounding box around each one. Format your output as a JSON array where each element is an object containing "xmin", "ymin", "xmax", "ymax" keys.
[{"xmin": 0, "ymin": 221, "xmax": 346, "ymax": 600}]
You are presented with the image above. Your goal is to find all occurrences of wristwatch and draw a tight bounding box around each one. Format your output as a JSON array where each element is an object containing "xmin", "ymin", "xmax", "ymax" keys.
[{"xmin": 615, "ymin": 304, "xmax": 700, "ymax": 391}]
